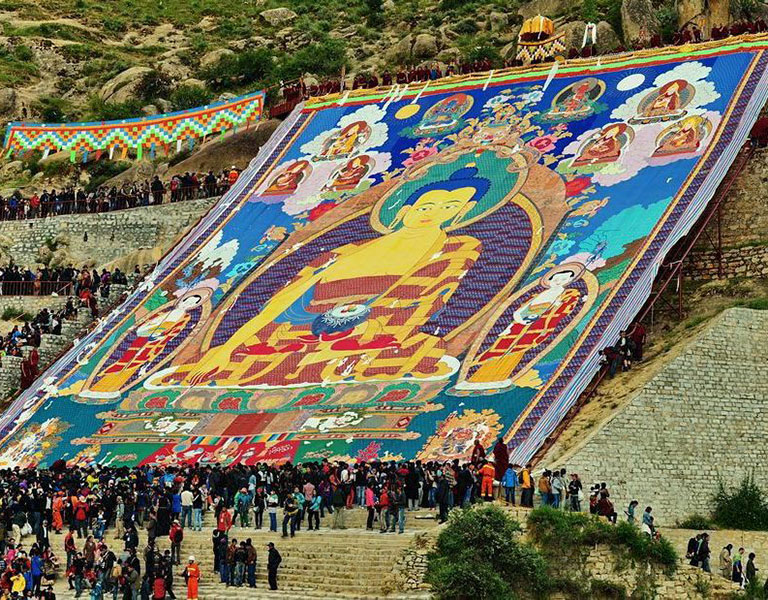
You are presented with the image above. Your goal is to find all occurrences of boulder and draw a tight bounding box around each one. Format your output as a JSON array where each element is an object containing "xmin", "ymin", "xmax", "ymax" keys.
[
  {"xmin": 412, "ymin": 33, "xmax": 438, "ymax": 59},
  {"xmin": 436, "ymin": 47, "xmax": 461, "ymax": 63},
  {"xmin": 260, "ymin": 7, "xmax": 298, "ymax": 26},
  {"xmin": 388, "ymin": 34, "xmax": 413, "ymax": 63},
  {"xmin": 595, "ymin": 21, "xmax": 621, "ymax": 53},
  {"xmin": 141, "ymin": 104, "xmax": 159, "ymax": 116},
  {"xmin": 559, "ymin": 20, "xmax": 587, "ymax": 51},
  {"xmin": 0, "ymin": 88, "xmax": 17, "ymax": 117},
  {"xmin": 99, "ymin": 66, "xmax": 153, "ymax": 103},
  {"xmin": 156, "ymin": 98, "xmax": 172, "ymax": 113},
  {"xmin": 159, "ymin": 57, "xmax": 192, "ymax": 81},
  {"xmin": 200, "ymin": 48, "xmax": 234, "ymax": 69},
  {"xmin": 489, "ymin": 11, "xmax": 509, "ymax": 32},
  {"xmin": 621, "ymin": 0, "xmax": 659, "ymax": 43},
  {"xmin": 501, "ymin": 40, "xmax": 518, "ymax": 60},
  {"xmin": 0, "ymin": 161, "xmax": 23, "ymax": 179},
  {"xmin": 197, "ymin": 16, "xmax": 217, "ymax": 31},
  {"xmin": 518, "ymin": 0, "xmax": 572, "ymax": 20},
  {"xmin": 184, "ymin": 78, "xmax": 207, "ymax": 89}
]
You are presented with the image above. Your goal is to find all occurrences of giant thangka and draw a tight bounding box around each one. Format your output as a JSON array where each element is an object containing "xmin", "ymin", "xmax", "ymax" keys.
[{"xmin": 0, "ymin": 38, "xmax": 766, "ymax": 468}]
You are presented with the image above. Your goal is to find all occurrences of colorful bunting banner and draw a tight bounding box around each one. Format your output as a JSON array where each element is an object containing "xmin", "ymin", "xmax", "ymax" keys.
[{"xmin": 2, "ymin": 90, "xmax": 265, "ymax": 160}]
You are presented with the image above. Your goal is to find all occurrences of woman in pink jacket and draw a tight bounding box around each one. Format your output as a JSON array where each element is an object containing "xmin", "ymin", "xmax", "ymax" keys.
[{"xmin": 365, "ymin": 483, "xmax": 377, "ymax": 530}]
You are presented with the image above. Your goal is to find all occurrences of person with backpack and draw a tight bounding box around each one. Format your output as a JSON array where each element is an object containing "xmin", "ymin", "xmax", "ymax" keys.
[
  {"xmin": 108, "ymin": 559, "xmax": 123, "ymax": 600},
  {"xmin": 233, "ymin": 488, "xmax": 251, "ymax": 528},
  {"xmin": 169, "ymin": 521, "xmax": 183, "ymax": 566},
  {"xmin": 331, "ymin": 485, "xmax": 346, "ymax": 530},
  {"xmin": 306, "ymin": 494, "xmax": 321, "ymax": 531},
  {"xmin": 378, "ymin": 486, "xmax": 390, "ymax": 533}
]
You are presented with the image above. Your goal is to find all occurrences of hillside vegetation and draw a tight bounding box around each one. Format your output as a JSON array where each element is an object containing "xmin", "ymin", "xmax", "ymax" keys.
[{"xmin": 0, "ymin": 0, "xmax": 731, "ymax": 124}]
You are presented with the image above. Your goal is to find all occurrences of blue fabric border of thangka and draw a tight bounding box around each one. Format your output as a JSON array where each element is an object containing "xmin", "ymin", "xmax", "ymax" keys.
[
  {"xmin": 506, "ymin": 51, "xmax": 768, "ymax": 463},
  {"xmin": 0, "ymin": 106, "xmax": 308, "ymax": 440},
  {"xmin": 2, "ymin": 90, "xmax": 265, "ymax": 151}
]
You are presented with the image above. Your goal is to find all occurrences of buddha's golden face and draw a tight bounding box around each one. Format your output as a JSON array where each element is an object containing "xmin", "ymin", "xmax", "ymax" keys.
[{"xmin": 400, "ymin": 188, "xmax": 476, "ymax": 230}]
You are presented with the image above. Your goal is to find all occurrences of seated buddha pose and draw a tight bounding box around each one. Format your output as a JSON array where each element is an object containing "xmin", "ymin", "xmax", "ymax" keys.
[
  {"xmin": 413, "ymin": 94, "xmax": 473, "ymax": 136},
  {"xmin": 572, "ymin": 123, "xmax": 632, "ymax": 167},
  {"xmin": 631, "ymin": 79, "xmax": 693, "ymax": 124},
  {"xmin": 652, "ymin": 116, "xmax": 709, "ymax": 157},
  {"xmin": 327, "ymin": 155, "xmax": 372, "ymax": 191},
  {"xmin": 262, "ymin": 160, "xmax": 311, "ymax": 196},
  {"xmin": 166, "ymin": 167, "xmax": 496, "ymax": 389},
  {"xmin": 316, "ymin": 121, "xmax": 371, "ymax": 160},
  {"xmin": 543, "ymin": 78, "xmax": 605, "ymax": 121}
]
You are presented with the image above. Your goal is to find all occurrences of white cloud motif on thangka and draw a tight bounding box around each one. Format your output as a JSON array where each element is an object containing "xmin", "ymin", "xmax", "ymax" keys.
[
  {"xmin": 299, "ymin": 104, "xmax": 389, "ymax": 159},
  {"xmin": 611, "ymin": 61, "xmax": 720, "ymax": 122},
  {"xmin": 193, "ymin": 231, "xmax": 239, "ymax": 273}
]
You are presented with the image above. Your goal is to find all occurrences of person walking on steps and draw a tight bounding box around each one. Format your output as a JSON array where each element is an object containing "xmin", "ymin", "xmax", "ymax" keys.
[
  {"xmin": 183, "ymin": 556, "xmax": 199, "ymax": 600},
  {"xmin": 267, "ymin": 542, "xmax": 281, "ymax": 591}
]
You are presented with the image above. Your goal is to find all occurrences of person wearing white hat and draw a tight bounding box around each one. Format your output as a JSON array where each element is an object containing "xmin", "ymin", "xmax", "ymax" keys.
[{"xmin": 184, "ymin": 556, "xmax": 200, "ymax": 600}]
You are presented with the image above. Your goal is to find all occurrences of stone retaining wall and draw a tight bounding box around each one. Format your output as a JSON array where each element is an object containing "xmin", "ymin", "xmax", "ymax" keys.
[
  {"xmin": 686, "ymin": 244, "xmax": 768, "ymax": 279},
  {"xmin": 0, "ymin": 295, "xmax": 69, "ymax": 319},
  {"xmin": 549, "ymin": 307, "xmax": 768, "ymax": 524},
  {"xmin": 0, "ymin": 198, "xmax": 216, "ymax": 269}
]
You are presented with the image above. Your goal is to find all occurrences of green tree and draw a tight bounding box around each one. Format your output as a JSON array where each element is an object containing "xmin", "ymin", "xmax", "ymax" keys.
[
  {"xmin": 425, "ymin": 505, "xmax": 551, "ymax": 599},
  {"xmin": 713, "ymin": 473, "xmax": 768, "ymax": 531},
  {"xmin": 134, "ymin": 69, "xmax": 173, "ymax": 102},
  {"xmin": 364, "ymin": 0, "xmax": 384, "ymax": 27}
]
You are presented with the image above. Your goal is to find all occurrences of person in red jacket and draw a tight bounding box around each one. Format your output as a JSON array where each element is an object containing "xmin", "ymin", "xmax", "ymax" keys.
[
  {"xmin": 169, "ymin": 520, "xmax": 183, "ymax": 565},
  {"xmin": 217, "ymin": 506, "xmax": 232, "ymax": 533}
]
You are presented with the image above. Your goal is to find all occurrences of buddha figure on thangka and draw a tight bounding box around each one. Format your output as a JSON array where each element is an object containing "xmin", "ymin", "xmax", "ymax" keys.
[{"xmin": 147, "ymin": 132, "xmax": 572, "ymax": 392}]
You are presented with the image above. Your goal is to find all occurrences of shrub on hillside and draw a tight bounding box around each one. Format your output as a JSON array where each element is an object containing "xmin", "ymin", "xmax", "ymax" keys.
[
  {"xmin": 201, "ymin": 48, "xmax": 276, "ymax": 91},
  {"xmin": 677, "ymin": 514, "xmax": 715, "ymax": 530},
  {"xmin": 425, "ymin": 505, "xmax": 551, "ymax": 599},
  {"xmin": 135, "ymin": 69, "xmax": 173, "ymax": 103},
  {"xmin": 713, "ymin": 473, "xmax": 768, "ymax": 531},
  {"xmin": 279, "ymin": 38, "xmax": 348, "ymax": 80},
  {"xmin": 33, "ymin": 96, "xmax": 74, "ymax": 123},
  {"xmin": 527, "ymin": 506, "xmax": 677, "ymax": 574},
  {"xmin": 83, "ymin": 160, "xmax": 132, "ymax": 192},
  {"xmin": 88, "ymin": 97, "xmax": 145, "ymax": 121},
  {"xmin": 170, "ymin": 84, "xmax": 213, "ymax": 111}
]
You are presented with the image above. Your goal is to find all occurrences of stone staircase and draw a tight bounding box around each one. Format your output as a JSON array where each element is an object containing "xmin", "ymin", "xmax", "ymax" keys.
[
  {"xmin": 48, "ymin": 507, "xmax": 438, "ymax": 600},
  {"xmin": 0, "ymin": 284, "xmax": 128, "ymax": 398}
]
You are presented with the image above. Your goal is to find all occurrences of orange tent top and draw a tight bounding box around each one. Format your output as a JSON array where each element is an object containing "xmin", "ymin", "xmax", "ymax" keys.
[{"xmin": 520, "ymin": 15, "xmax": 555, "ymax": 37}]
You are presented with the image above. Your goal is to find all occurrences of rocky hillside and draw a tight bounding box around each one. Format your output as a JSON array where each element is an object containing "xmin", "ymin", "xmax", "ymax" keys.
[{"xmin": 1, "ymin": 0, "xmax": 761, "ymax": 127}]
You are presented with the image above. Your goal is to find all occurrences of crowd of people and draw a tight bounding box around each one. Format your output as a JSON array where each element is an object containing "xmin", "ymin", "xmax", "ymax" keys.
[
  {"xmin": 0, "ymin": 264, "xmax": 131, "ymax": 298},
  {"xmin": 0, "ymin": 448, "xmax": 758, "ymax": 598},
  {"xmin": 0, "ymin": 265, "xmax": 147, "ymax": 393},
  {"xmin": 0, "ymin": 168, "xmax": 240, "ymax": 223},
  {"xmin": 712, "ymin": 542, "xmax": 766, "ymax": 590}
]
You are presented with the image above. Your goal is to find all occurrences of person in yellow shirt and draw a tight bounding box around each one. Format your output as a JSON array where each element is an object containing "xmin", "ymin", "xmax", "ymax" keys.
[
  {"xmin": 520, "ymin": 464, "xmax": 534, "ymax": 508},
  {"xmin": 537, "ymin": 470, "xmax": 552, "ymax": 506},
  {"xmin": 10, "ymin": 570, "xmax": 26, "ymax": 594}
]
